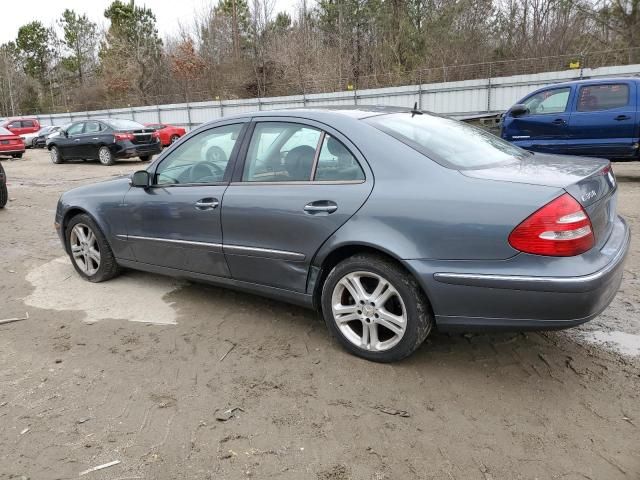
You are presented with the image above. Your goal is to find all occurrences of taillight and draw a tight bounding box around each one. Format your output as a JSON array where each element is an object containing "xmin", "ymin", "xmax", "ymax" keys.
[
  {"xmin": 114, "ymin": 132, "xmax": 134, "ymax": 141},
  {"xmin": 508, "ymin": 193, "xmax": 594, "ymax": 257}
]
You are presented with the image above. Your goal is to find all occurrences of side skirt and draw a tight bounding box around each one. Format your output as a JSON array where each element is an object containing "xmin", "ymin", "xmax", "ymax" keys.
[{"xmin": 117, "ymin": 258, "xmax": 315, "ymax": 309}]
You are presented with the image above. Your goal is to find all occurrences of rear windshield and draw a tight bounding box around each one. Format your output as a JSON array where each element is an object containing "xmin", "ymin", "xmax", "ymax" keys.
[
  {"xmin": 365, "ymin": 112, "xmax": 530, "ymax": 169},
  {"xmin": 106, "ymin": 119, "xmax": 145, "ymax": 130},
  {"xmin": 0, "ymin": 127, "xmax": 12, "ymax": 135}
]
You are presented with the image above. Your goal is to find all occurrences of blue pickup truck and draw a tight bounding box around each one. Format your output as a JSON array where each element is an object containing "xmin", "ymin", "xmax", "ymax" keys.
[{"xmin": 501, "ymin": 77, "xmax": 639, "ymax": 160}]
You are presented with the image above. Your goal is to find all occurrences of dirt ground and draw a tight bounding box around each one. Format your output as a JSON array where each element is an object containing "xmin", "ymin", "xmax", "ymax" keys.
[{"xmin": 0, "ymin": 149, "xmax": 639, "ymax": 480}]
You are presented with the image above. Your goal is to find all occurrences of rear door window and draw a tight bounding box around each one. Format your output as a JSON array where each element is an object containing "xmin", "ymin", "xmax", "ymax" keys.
[
  {"xmin": 84, "ymin": 121, "xmax": 103, "ymax": 134},
  {"xmin": 577, "ymin": 84, "xmax": 630, "ymax": 111},
  {"xmin": 22, "ymin": 120, "xmax": 34, "ymax": 127},
  {"xmin": 523, "ymin": 87, "xmax": 571, "ymax": 115}
]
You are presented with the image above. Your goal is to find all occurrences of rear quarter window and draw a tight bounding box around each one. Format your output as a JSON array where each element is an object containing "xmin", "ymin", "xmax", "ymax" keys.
[
  {"xmin": 365, "ymin": 112, "xmax": 530, "ymax": 169},
  {"xmin": 577, "ymin": 84, "xmax": 629, "ymax": 112}
]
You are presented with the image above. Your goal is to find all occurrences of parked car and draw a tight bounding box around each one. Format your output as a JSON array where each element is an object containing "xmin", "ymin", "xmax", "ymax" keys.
[
  {"xmin": 47, "ymin": 118, "xmax": 162, "ymax": 165},
  {"xmin": 145, "ymin": 123, "xmax": 187, "ymax": 146},
  {"xmin": 32, "ymin": 125, "xmax": 61, "ymax": 148},
  {"xmin": 0, "ymin": 126, "xmax": 25, "ymax": 159},
  {"xmin": 1, "ymin": 118, "xmax": 40, "ymax": 136},
  {"xmin": 501, "ymin": 77, "xmax": 640, "ymax": 159},
  {"xmin": 0, "ymin": 161, "xmax": 7, "ymax": 208},
  {"xmin": 21, "ymin": 125, "xmax": 52, "ymax": 148},
  {"xmin": 55, "ymin": 107, "xmax": 629, "ymax": 362}
]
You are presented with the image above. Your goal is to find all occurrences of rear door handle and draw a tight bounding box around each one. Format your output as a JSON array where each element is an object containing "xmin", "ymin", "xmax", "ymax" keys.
[
  {"xmin": 195, "ymin": 198, "xmax": 219, "ymax": 210},
  {"xmin": 614, "ymin": 115, "xmax": 631, "ymax": 121},
  {"xmin": 551, "ymin": 118, "xmax": 566, "ymax": 125},
  {"xmin": 304, "ymin": 201, "xmax": 338, "ymax": 214}
]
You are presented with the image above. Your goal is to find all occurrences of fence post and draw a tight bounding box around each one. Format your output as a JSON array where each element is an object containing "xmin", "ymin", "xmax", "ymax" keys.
[
  {"xmin": 186, "ymin": 102, "xmax": 192, "ymax": 129},
  {"xmin": 219, "ymin": 98, "xmax": 224, "ymax": 119},
  {"xmin": 486, "ymin": 62, "xmax": 492, "ymax": 113},
  {"xmin": 156, "ymin": 105, "xmax": 161, "ymax": 123},
  {"xmin": 417, "ymin": 71, "xmax": 423, "ymax": 110},
  {"xmin": 353, "ymin": 85, "xmax": 358, "ymax": 106},
  {"xmin": 258, "ymin": 97, "xmax": 262, "ymax": 111}
]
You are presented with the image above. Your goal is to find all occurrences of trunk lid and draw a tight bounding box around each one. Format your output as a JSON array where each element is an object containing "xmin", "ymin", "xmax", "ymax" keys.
[
  {"xmin": 460, "ymin": 153, "xmax": 618, "ymax": 250},
  {"xmin": 121, "ymin": 128, "xmax": 156, "ymax": 145}
]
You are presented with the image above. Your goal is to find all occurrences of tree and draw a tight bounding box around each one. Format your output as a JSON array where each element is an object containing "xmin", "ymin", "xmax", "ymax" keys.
[
  {"xmin": 59, "ymin": 9, "xmax": 99, "ymax": 85},
  {"xmin": 101, "ymin": 0, "xmax": 163, "ymax": 102},
  {"xmin": 15, "ymin": 21, "xmax": 51, "ymax": 82}
]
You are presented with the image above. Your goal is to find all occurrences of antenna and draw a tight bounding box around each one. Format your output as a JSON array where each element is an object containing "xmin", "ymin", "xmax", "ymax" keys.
[{"xmin": 411, "ymin": 101, "xmax": 423, "ymax": 117}]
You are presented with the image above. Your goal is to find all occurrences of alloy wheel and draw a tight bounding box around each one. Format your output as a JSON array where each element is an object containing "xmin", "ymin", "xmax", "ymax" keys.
[
  {"xmin": 50, "ymin": 147, "xmax": 58, "ymax": 163},
  {"xmin": 331, "ymin": 271, "xmax": 407, "ymax": 352},
  {"xmin": 70, "ymin": 223, "xmax": 100, "ymax": 276},
  {"xmin": 99, "ymin": 147, "xmax": 112, "ymax": 165}
]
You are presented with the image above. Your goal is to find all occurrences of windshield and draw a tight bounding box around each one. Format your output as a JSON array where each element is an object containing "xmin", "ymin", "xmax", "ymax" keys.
[
  {"xmin": 365, "ymin": 112, "xmax": 530, "ymax": 169},
  {"xmin": 106, "ymin": 119, "xmax": 146, "ymax": 130}
]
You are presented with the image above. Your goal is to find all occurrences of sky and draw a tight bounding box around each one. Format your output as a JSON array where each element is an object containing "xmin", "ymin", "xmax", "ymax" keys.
[{"xmin": 0, "ymin": 0, "xmax": 298, "ymax": 44}]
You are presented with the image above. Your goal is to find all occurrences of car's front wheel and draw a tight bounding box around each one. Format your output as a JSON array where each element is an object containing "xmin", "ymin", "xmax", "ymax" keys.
[
  {"xmin": 98, "ymin": 146, "xmax": 115, "ymax": 166},
  {"xmin": 50, "ymin": 146, "xmax": 63, "ymax": 164},
  {"xmin": 65, "ymin": 214, "xmax": 120, "ymax": 282},
  {"xmin": 139, "ymin": 155, "xmax": 152, "ymax": 162},
  {"xmin": 11, "ymin": 153, "xmax": 22, "ymax": 159},
  {"xmin": 321, "ymin": 254, "xmax": 433, "ymax": 362},
  {"xmin": 170, "ymin": 134, "xmax": 179, "ymax": 144}
]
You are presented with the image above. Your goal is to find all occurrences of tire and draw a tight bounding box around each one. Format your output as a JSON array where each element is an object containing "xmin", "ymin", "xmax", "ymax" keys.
[
  {"xmin": 65, "ymin": 213, "xmax": 120, "ymax": 282},
  {"xmin": 11, "ymin": 153, "xmax": 22, "ymax": 159},
  {"xmin": 321, "ymin": 254, "xmax": 433, "ymax": 362},
  {"xmin": 50, "ymin": 146, "xmax": 63, "ymax": 164},
  {"xmin": 170, "ymin": 134, "xmax": 179, "ymax": 144},
  {"xmin": 139, "ymin": 155, "xmax": 152, "ymax": 162},
  {"xmin": 0, "ymin": 164, "xmax": 7, "ymax": 208},
  {"xmin": 98, "ymin": 146, "xmax": 116, "ymax": 166}
]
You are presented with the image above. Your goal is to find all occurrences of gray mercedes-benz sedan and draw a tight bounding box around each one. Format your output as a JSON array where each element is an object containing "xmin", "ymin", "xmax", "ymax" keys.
[{"xmin": 55, "ymin": 107, "xmax": 630, "ymax": 362}]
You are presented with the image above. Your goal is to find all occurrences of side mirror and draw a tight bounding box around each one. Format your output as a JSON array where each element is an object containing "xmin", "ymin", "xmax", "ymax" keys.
[
  {"xmin": 510, "ymin": 104, "xmax": 529, "ymax": 117},
  {"xmin": 63, "ymin": 130, "xmax": 69, "ymax": 137},
  {"xmin": 131, "ymin": 170, "xmax": 150, "ymax": 188}
]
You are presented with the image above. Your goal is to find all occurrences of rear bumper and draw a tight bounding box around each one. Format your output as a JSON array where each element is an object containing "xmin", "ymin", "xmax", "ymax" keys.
[
  {"xmin": 0, "ymin": 148, "xmax": 25, "ymax": 155},
  {"xmin": 113, "ymin": 141, "xmax": 161, "ymax": 159},
  {"xmin": 406, "ymin": 216, "xmax": 630, "ymax": 331}
]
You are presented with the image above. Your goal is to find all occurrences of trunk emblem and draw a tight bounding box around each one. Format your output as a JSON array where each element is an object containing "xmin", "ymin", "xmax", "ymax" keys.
[{"xmin": 581, "ymin": 190, "xmax": 597, "ymax": 202}]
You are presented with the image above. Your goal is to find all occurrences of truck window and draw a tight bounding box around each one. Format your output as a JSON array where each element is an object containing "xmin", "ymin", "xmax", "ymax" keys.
[
  {"xmin": 523, "ymin": 88, "xmax": 570, "ymax": 114},
  {"xmin": 577, "ymin": 84, "xmax": 629, "ymax": 112}
]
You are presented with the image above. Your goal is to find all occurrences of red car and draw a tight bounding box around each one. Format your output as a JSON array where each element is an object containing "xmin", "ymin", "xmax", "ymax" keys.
[
  {"xmin": 0, "ymin": 127, "xmax": 25, "ymax": 159},
  {"xmin": 145, "ymin": 123, "xmax": 186, "ymax": 146},
  {"xmin": 1, "ymin": 118, "xmax": 40, "ymax": 136}
]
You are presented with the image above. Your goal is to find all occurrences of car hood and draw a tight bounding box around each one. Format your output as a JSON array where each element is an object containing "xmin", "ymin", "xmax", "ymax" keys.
[{"xmin": 63, "ymin": 175, "xmax": 130, "ymax": 199}]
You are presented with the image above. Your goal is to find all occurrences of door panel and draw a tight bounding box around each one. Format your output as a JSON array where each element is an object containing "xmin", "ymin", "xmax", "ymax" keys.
[
  {"xmin": 504, "ymin": 87, "xmax": 572, "ymax": 153},
  {"xmin": 222, "ymin": 119, "xmax": 373, "ymax": 292},
  {"xmin": 222, "ymin": 183, "xmax": 371, "ymax": 291},
  {"xmin": 78, "ymin": 121, "xmax": 106, "ymax": 158},
  {"xmin": 566, "ymin": 82, "xmax": 638, "ymax": 158},
  {"xmin": 121, "ymin": 122, "xmax": 247, "ymax": 276},
  {"xmin": 59, "ymin": 122, "xmax": 85, "ymax": 158},
  {"xmin": 123, "ymin": 185, "xmax": 229, "ymax": 276}
]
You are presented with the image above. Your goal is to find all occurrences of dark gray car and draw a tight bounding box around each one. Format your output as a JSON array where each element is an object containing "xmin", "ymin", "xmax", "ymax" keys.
[{"xmin": 54, "ymin": 107, "xmax": 630, "ymax": 362}]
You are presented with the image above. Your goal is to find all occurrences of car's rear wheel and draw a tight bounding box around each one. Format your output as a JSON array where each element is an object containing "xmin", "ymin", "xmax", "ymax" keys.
[
  {"xmin": 12, "ymin": 153, "xmax": 22, "ymax": 159},
  {"xmin": 50, "ymin": 146, "xmax": 63, "ymax": 164},
  {"xmin": 139, "ymin": 155, "xmax": 152, "ymax": 162},
  {"xmin": 170, "ymin": 134, "xmax": 179, "ymax": 144},
  {"xmin": 65, "ymin": 214, "xmax": 120, "ymax": 282},
  {"xmin": 98, "ymin": 146, "xmax": 115, "ymax": 166},
  {"xmin": 321, "ymin": 253, "xmax": 433, "ymax": 362}
]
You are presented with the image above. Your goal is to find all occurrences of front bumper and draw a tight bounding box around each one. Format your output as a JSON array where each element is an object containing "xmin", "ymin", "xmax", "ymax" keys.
[{"xmin": 406, "ymin": 215, "xmax": 630, "ymax": 331}]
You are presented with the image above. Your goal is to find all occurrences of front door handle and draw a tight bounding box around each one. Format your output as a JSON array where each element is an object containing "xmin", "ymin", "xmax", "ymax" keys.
[
  {"xmin": 614, "ymin": 115, "xmax": 631, "ymax": 121},
  {"xmin": 195, "ymin": 198, "xmax": 219, "ymax": 210},
  {"xmin": 304, "ymin": 201, "xmax": 338, "ymax": 214},
  {"xmin": 551, "ymin": 118, "xmax": 566, "ymax": 125}
]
